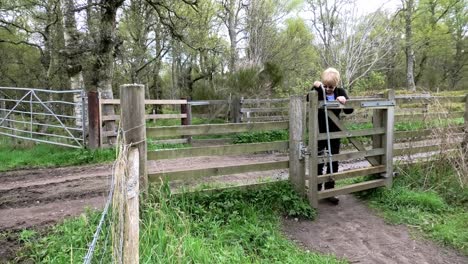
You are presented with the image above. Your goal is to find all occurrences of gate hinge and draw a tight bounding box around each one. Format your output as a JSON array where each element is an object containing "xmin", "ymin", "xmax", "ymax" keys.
[{"xmin": 300, "ymin": 142, "xmax": 310, "ymax": 160}]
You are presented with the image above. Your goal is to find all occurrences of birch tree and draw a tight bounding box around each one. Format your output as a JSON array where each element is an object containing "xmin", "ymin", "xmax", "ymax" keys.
[
  {"xmin": 217, "ymin": 0, "xmax": 246, "ymax": 72},
  {"xmin": 306, "ymin": 0, "xmax": 396, "ymax": 88},
  {"xmin": 61, "ymin": 0, "xmax": 83, "ymax": 90}
]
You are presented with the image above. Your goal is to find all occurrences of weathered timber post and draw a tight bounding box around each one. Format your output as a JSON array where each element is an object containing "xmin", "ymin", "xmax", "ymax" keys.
[
  {"xmin": 181, "ymin": 97, "xmax": 192, "ymax": 143},
  {"xmin": 463, "ymin": 94, "xmax": 468, "ymax": 163},
  {"xmin": 307, "ymin": 91, "xmax": 319, "ymax": 208},
  {"xmin": 87, "ymin": 91, "xmax": 100, "ymax": 149},
  {"xmin": 384, "ymin": 90, "xmax": 395, "ymax": 187},
  {"xmin": 124, "ymin": 147, "xmax": 140, "ymax": 263},
  {"xmin": 289, "ymin": 95, "xmax": 305, "ymax": 196},
  {"xmin": 120, "ymin": 84, "xmax": 148, "ymax": 193},
  {"xmin": 373, "ymin": 89, "xmax": 395, "ymax": 188},
  {"xmin": 230, "ymin": 97, "xmax": 241, "ymax": 123}
]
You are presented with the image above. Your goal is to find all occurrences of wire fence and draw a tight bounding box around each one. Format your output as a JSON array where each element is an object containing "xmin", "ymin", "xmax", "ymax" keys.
[{"xmin": 83, "ymin": 130, "xmax": 127, "ymax": 264}]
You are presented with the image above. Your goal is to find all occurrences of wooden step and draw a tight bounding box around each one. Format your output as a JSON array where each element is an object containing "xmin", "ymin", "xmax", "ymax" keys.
[{"xmin": 318, "ymin": 179, "xmax": 386, "ymax": 199}]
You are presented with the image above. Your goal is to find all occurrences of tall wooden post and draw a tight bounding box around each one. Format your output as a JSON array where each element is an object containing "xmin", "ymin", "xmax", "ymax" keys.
[
  {"xmin": 385, "ymin": 90, "xmax": 395, "ymax": 187},
  {"xmin": 120, "ymin": 84, "xmax": 146, "ymax": 263},
  {"xmin": 289, "ymin": 96, "xmax": 305, "ymax": 196},
  {"xmin": 87, "ymin": 91, "xmax": 100, "ymax": 149},
  {"xmin": 120, "ymin": 84, "xmax": 147, "ymax": 193},
  {"xmin": 125, "ymin": 147, "xmax": 139, "ymax": 263},
  {"xmin": 377, "ymin": 89, "xmax": 395, "ymax": 188},
  {"xmin": 307, "ymin": 91, "xmax": 319, "ymax": 208}
]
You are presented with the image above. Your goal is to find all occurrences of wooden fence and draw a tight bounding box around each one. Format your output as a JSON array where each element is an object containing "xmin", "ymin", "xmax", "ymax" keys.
[
  {"xmin": 147, "ymin": 121, "xmax": 290, "ymax": 182},
  {"xmin": 117, "ymin": 84, "xmax": 467, "ymax": 262},
  {"xmin": 139, "ymin": 92, "xmax": 466, "ymax": 201},
  {"xmin": 98, "ymin": 98, "xmax": 190, "ymax": 147},
  {"xmin": 116, "ymin": 86, "xmax": 467, "ymax": 198}
]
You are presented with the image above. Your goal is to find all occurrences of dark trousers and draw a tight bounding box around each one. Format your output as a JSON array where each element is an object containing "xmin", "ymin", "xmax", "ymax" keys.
[{"xmin": 317, "ymin": 138, "xmax": 340, "ymax": 191}]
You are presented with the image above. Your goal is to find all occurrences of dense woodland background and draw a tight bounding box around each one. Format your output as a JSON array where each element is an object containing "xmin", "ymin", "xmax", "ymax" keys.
[{"xmin": 0, "ymin": 0, "xmax": 466, "ymax": 102}]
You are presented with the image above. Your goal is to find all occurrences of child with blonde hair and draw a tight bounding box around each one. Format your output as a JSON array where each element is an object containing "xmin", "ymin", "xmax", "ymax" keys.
[{"xmin": 310, "ymin": 67, "xmax": 353, "ymax": 205}]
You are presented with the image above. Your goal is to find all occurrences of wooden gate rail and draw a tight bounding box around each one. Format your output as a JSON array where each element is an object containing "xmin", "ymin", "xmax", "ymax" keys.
[
  {"xmin": 147, "ymin": 121, "xmax": 288, "ymax": 137},
  {"xmin": 149, "ymin": 160, "xmax": 289, "ymax": 182}
]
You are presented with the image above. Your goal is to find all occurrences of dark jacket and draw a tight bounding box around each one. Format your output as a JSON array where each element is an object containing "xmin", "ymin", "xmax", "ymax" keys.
[{"xmin": 309, "ymin": 86, "xmax": 353, "ymax": 133}]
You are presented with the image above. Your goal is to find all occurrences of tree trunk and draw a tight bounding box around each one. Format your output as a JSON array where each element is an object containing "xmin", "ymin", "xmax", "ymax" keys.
[
  {"xmin": 61, "ymin": 0, "xmax": 85, "ymax": 128},
  {"xmin": 404, "ymin": 0, "xmax": 416, "ymax": 92},
  {"xmin": 227, "ymin": 0, "xmax": 238, "ymax": 72},
  {"xmin": 89, "ymin": 0, "xmax": 124, "ymax": 145}
]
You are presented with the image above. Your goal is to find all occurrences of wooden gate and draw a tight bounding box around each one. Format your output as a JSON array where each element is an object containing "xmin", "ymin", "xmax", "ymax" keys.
[{"xmin": 290, "ymin": 90, "xmax": 395, "ymax": 208}]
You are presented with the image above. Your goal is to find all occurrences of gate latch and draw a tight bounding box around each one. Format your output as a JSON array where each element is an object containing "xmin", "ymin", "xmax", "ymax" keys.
[{"xmin": 361, "ymin": 100, "xmax": 395, "ymax": 108}]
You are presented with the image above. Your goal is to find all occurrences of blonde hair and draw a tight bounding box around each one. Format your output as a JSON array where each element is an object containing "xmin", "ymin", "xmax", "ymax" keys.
[{"xmin": 321, "ymin": 67, "xmax": 340, "ymax": 87}]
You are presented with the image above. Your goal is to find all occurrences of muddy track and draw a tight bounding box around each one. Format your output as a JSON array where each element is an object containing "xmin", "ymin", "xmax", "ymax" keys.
[{"xmin": 0, "ymin": 153, "xmax": 288, "ymax": 231}]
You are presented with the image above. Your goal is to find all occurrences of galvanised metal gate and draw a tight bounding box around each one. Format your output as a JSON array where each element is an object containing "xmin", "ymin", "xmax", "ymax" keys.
[{"xmin": 0, "ymin": 87, "xmax": 86, "ymax": 148}]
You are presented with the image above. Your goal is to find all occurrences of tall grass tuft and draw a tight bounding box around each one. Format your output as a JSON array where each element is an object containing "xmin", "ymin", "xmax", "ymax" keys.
[{"xmin": 357, "ymin": 162, "xmax": 468, "ymax": 254}]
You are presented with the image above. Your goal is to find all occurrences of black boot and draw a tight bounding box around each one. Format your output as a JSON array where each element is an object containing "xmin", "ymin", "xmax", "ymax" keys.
[{"xmin": 326, "ymin": 196, "xmax": 340, "ymax": 205}]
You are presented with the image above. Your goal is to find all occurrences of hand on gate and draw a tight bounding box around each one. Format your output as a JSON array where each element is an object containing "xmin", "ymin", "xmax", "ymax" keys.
[{"xmin": 336, "ymin": 96, "xmax": 346, "ymax": 105}]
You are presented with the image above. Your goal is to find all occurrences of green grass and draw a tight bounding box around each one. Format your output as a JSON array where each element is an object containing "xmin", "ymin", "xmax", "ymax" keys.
[
  {"xmin": 345, "ymin": 117, "xmax": 463, "ymax": 132},
  {"xmin": 16, "ymin": 182, "xmax": 345, "ymax": 264},
  {"xmin": 233, "ymin": 130, "xmax": 288, "ymax": 144},
  {"xmin": 0, "ymin": 140, "xmax": 115, "ymax": 172},
  {"xmin": 356, "ymin": 161, "xmax": 468, "ymax": 254}
]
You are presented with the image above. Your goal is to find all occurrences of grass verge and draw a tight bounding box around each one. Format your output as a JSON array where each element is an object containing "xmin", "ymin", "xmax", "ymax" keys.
[
  {"xmin": 15, "ymin": 182, "xmax": 345, "ymax": 263},
  {"xmin": 356, "ymin": 160, "xmax": 468, "ymax": 255},
  {"xmin": 0, "ymin": 140, "xmax": 115, "ymax": 172}
]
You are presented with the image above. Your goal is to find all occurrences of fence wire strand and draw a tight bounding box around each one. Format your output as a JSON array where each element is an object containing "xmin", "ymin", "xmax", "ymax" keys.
[{"xmin": 83, "ymin": 122, "xmax": 140, "ymax": 264}]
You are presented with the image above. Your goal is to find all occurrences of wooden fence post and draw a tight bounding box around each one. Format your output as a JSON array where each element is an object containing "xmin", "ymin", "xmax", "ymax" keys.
[
  {"xmin": 125, "ymin": 147, "xmax": 139, "ymax": 263},
  {"xmin": 307, "ymin": 91, "xmax": 319, "ymax": 208},
  {"xmin": 463, "ymin": 94, "xmax": 468, "ymax": 163},
  {"xmin": 230, "ymin": 97, "xmax": 241, "ymax": 123},
  {"xmin": 383, "ymin": 89, "xmax": 395, "ymax": 187},
  {"xmin": 87, "ymin": 91, "xmax": 100, "ymax": 149},
  {"xmin": 181, "ymin": 97, "xmax": 192, "ymax": 143},
  {"xmin": 120, "ymin": 84, "xmax": 148, "ymax": 193},
  {"xmin": 375, "ymin": 89, "xmax": 396, "ymax": 188},
  {"xmin": 289, "ymin": 96, "xmax": 305, "ymax": 196}
]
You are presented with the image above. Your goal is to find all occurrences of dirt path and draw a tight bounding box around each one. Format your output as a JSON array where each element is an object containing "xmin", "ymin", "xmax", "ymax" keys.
[{"xmin": 282, "ymin": 195, "xmax": 467, "ymax": 264}]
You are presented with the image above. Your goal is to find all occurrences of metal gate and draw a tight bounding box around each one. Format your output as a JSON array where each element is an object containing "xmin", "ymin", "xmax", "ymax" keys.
[{"xmin": 0, "ymin": 87, "xmax": 86, "ymax": 148}]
